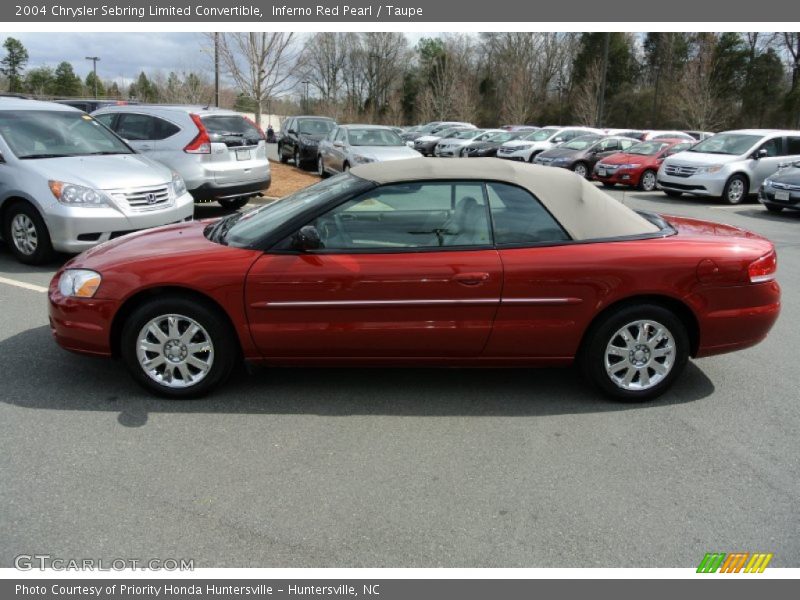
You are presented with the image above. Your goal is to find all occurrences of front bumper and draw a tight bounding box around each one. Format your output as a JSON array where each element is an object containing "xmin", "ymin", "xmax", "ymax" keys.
[
  {"xmin": 759, "ymin": 185, "xmax": 800, "ymax": 211},
  {"xmin": 497, "ymin": 148, "xmax": 533, "ymax": 161},
  {"xmin": 46, "ymin": 192, "xmax": 195, "ymax": 254},
  {"xmin": 48, "ymin": 283, "xmax": 117, "ymax": 357},
  {"xmin": 413, "ymin": 141, "xmax": 438, "ymax": 155},
  {"xmin": 434, "ymin": 146, "xmax": 461, "ymax": 157},
  {"xmin": 593, "ymin": 165, "xmax": 643, "ymax": 186},
  {"xmin": 656, "ymin": 172, "xmax": 727, "ymax": 197}
]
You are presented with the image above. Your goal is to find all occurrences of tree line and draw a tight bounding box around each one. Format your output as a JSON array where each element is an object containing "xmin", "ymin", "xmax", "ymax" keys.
[{"xmin": 2, "ymin": 32, "xmax": 799, "ymax": 130}]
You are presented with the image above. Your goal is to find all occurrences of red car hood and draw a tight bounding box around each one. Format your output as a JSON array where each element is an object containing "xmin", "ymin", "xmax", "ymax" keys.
[
  {"xmin": 600, "ymin": 152, "xmax": 658, "ymax": 166},
  {"xmin": 67, "ymin": 220, "xmax": 261, "ymax": 272}
]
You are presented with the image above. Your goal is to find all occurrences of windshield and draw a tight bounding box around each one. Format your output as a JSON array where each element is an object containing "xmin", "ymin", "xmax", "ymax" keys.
[
  {"xmin": 688, "ymin": 133, "xmax": 762, "ymax": 155},
  {"xmin": 347, "ymin": 128, "xmax": 404, "ymax": 146},
  {"xmin": 225, "ymin": 173, "xmax": 369, "ymax": 247},
  {"xmin": 562, "ymin": 135, "xmax": 601, "ymax": 150},
  {"xmin": 0, "ymin": 110, "xmax": 133, "ymax": 159},
  {"xmin": 626, "ymin": 141, "xmax": 671, "ymax": 156},
  {"xmin": 487, "ymin": 132, "xmax": 518, "ymax": 143},
  {"xmin": 296, "ymin": 118, "xmax": 335, "ymax": 136},
  {"xmin": 451, "ymin": 129, "xmax": 483, "ymax": 140},
  {"xmin": 524, "ymin": 128, "xmax": 557, "ymax": 141}
]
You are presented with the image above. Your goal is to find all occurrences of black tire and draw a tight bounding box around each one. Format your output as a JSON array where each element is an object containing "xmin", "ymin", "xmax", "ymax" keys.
[
  {"xmin": 120, "ymin": 295, "xmax": 238, "ymax": 399},
  {"xmin": 278, "ymin": 144, "xmax": 288, "ymax": 164},
  {"xmin": 317, "ymin": 155, "xmax": 328, "ymax": 178},
  {"xmin": 664, "ymin": 190, "xmax": 683, "ymax": 198},
  {"xmin": 579, "ymin": 303, "xmax": 689, "ymax": 402},
  {"xmin": 722, "ymin": 174, "xmax": 748, "ymax": 205},
  {"xmin": 2, "ymin": 200, "xmax": 54, "ymax": 265},
  {"xmin": 638, "ymin": 169, "xmax": 658, "ymax": 192},
  {"xmin": 765, "ymin": 204, "xmax": 784, "ymax": 213},
  {"xmin": 601, "ymin": 182, "xmax": 616, "ymax": 189},
  {"xmin": 572, "ymin": 162, "xmax": 590, "ymax": 179},
  {"xmin": 528, "ymin": 151, "xmax": 540, "ymax": 163},
  {"xmin": 294, "ymin": 148, "xmax": 303, "ymax": 169},
  {"xmin": 217, "ymin": 197, "xmax": 249, "ymax": 211}
]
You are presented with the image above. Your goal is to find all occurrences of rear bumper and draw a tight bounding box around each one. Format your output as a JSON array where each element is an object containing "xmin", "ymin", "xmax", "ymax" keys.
[
  {"xmin": 694, "ymin": 281, "xmax": 781, "ymax": 358},
  {"xmin": 189, "ymin": 177, "xmax": 271, "ymax": 201}
]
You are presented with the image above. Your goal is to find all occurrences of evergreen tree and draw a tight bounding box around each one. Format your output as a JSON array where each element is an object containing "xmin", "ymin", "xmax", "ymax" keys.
[{"xmin": 1, "ymin": 37, "xmax": 29, "ymax": 93}]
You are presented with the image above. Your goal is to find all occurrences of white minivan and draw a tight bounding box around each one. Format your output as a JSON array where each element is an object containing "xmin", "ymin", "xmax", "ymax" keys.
[
  {"xmin": 657, "ymin": 129, "xmax": 800, "ymax": 204},
  {"xmin": 0, "ymin": 98, "xmax": 194, "ymax": 264}
]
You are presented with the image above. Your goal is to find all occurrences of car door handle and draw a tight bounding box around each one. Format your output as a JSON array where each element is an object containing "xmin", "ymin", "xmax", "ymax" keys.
[{"xmin": 453, "ymin": 272, "xmax": 491, "ymax": 286}]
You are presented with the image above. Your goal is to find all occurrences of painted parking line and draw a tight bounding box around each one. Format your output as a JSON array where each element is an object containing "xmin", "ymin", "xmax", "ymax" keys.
[{"xmin": 0, "ymin": 276, "xmax": 48, "ymax": 293}]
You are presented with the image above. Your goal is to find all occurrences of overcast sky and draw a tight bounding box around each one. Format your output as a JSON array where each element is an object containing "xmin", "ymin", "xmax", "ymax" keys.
[{"xmin": 0, "ymin": 32, "xmax": 433, "ymax": 83}]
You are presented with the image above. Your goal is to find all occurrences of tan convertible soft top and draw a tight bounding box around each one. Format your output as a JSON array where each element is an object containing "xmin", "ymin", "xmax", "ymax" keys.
[{"xmin": 350, "ymin": 158, "xmax": 659, "ymax": 240}]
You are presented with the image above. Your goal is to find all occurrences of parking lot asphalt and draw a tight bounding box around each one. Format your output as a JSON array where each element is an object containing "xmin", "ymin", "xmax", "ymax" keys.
[{"xmin": 1, "ymin": 190, "xmax": 798, "ymax": 568}]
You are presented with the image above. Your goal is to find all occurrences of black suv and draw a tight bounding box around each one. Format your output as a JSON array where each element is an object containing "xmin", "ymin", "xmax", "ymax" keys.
[{"xmin": 278, "ymin": 116, "xmax": 336, "ymax": 169}]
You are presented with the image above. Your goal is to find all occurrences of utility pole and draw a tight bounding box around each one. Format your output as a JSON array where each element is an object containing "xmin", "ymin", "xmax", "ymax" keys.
[
  {"xmin": 85, "ymin": 56, "xmax": 100, "ymax": 98},
  {"xmin": 302, "ymin": 80, "xmax": 310, "ymax": 113},
  {"xmin": 596, "ymin": 33, "xmax": 610, "ymax": 128},
  {"xmin": 214, "ymin": 33, "xmax": 220, "ymax": 107}
]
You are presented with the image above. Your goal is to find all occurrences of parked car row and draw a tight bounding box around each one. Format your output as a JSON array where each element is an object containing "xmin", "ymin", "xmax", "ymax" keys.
[{"xmin": 0, "ymin": 97, "xmax": 271, "ymax": 265}]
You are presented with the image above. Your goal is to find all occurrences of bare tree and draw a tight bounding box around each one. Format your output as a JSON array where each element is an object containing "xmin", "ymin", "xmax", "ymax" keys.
[
  {"xmin": 300, "ymin": 32, "xmax": 348, "ymax": 118},
  {"xmin": 213, "ymin": 32, "xmax": 299, "ymax": 126},
  {"xmin": 674, "ymin": 35, "xmax": 727, "ymax": 130},
  {"xmin": 572, "ymin": 60, "xmax": 603, "ymax": 126}
]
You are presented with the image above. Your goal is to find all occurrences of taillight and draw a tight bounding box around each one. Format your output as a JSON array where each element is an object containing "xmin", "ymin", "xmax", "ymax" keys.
[
  {"xmin": 748, "ymin": 250, "xmax": 777, "ymax": 283},
  {"xmin": 244, "ymin": 115, "xmax": 265, "ymax": 140},
  {"xmin": 184, "ymin": 113, "xmax": 211, "ymax": 154}
]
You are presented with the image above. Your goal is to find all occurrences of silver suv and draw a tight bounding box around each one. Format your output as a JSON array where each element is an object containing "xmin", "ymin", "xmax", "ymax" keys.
[
  {"xmin": 658, "ymin": 129, "xmax": 800, "ymax": 204},
  {"xmin": 92, "ymin": 105, "xmax": 270, "ymax": 210},
  {"xmin": 0, "ymin": 98, "xmax": 193, "ymax": 265}
]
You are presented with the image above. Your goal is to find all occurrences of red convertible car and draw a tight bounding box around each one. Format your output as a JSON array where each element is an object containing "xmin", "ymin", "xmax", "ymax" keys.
[
  {"xmin": 49, "ymin": 159, "xmax": 780, "ymax": 401},
  {"xmin": 593, "ymin": 138, "xmax": 694, "ymax": 191}
]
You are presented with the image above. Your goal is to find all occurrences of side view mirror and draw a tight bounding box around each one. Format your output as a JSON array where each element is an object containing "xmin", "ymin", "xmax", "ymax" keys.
[
  {"xmin": 333, "ymin": 140, "xmax": 344, "ymax": 148},
  {"xmin": 754, "ymin": 148, "xmax": 768, "ymax": 159},
  {"xmin": 553, "ymin": 137, "xmax": 564, "ymax": 144},
  {"xmin": 288, "ymin": 128, "xmax": 297, "ymax": 135},
  {"xmin": 291, "ymin": 225, "xmax": 322, "ymax": 251}
]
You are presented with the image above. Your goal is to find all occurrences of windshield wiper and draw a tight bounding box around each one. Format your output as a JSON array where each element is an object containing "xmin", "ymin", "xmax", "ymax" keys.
[
  {"xmin": 207, "ymin": 212, "xmax": 243, "ymax": 245},
  {"xmin": 17, "ymin": 153, "xmax": 78, "ymax": 159}
]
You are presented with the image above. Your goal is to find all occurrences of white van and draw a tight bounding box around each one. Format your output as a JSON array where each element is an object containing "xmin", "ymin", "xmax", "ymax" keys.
[
  {"xmin": 0, "ymin": 98, "xmax": 193, "ymax": 264},
  {"xmin": 657, "ymin": 129, "xmax": 800, "ymax": 204}
]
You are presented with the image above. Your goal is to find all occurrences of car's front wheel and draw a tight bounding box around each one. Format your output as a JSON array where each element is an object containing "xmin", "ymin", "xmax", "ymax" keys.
[
  {"xmin": 722, "ymin": 175, "xmax": 748, "ymax": 205},
  {"xmin": 121, "ymin": 296, "xmax": 237, "ymax": 399},
  {"xmin": 639, "ymin": 169, "xmax": 657, "ymax": 192},
  {"xmin": 317, "ymin": 155, "xmax": 328, "ymax": 178},
  {"xmin": 573, "ymin": 162, "xmax": 589, "ymax": 179},
  {"xmin": 580, "ymin": 304, "xmax": 689, "ymax": 402},
  {"xmin": 278, "ymin": 143, "xmax": 288, "ymax": 164},
  {"xmin": 3, "ymin": 200, "xmax": 54, "ymax": 265}
]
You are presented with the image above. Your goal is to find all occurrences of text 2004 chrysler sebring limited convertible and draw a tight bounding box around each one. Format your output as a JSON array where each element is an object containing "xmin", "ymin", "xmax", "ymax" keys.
[{"xmin": 49, "ymin": 159, "xmax": 780, "ymax": 401}]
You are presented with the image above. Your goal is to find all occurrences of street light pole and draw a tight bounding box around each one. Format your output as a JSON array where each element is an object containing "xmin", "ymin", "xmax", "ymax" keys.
[
  {"xmin": 214, "ymin": 33, "xmax": 220, "ymax": 108},
  {"xmin": 85, "ymin": 56, "xmax": 100, "ymax": 98},
  {"xmin": 301, "ymin": 80, "xmax": 310, "ymax": 113}
]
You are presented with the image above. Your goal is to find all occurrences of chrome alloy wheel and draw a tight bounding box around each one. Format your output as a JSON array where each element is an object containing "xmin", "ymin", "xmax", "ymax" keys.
[
  {"xmin": 573, "ymin": 163, "xmax": 588, "ymax": 178},
  {"xmin": 604, "ymin": 319, "xmax": 675, "ymax": 391},
  {"xmin": 641, "ymin": 170, "xmax": 657, "ymax": 191},
  {"xmin": 136, "ymin": 314, "xmax": 214, "ymax": 389},
  {"xmin": 10, "ymin": 213, "xmax": 38, "ymax": 255},
  {"xmin": 727, "ymin": 178, "xmax": 745, "ymax": 203}
]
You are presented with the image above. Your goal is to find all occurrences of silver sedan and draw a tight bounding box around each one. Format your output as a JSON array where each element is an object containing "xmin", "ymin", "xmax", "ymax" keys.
[{"xmin": 317, "ymin": 125, "xmax": 422, "ymax": 176}]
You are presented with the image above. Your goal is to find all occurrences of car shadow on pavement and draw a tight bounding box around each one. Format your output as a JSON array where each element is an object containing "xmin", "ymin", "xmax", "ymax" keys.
[{"xmin": 2, "ymin": 326, "xmax": 716, "ymax": 427}]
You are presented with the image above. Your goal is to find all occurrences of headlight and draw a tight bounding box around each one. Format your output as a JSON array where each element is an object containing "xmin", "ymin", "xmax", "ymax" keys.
[
  {"xmin": 351, "ymin": 155, "xmax": 374, "ymax": 164},
  {"xmin": 514, "ymin": 144, "xmax": 532, "ymax": 150},
  {"xmin": 695, "ymin": 164, "xmax": 724, "ymax": 174},
  {"xmin": 48, "ymin": 181, "xmax": 112, "ymax": 208},
  {"xmin": 58, "ymin": 269, "xmax": 102, "ymax": 298},
  {"xmin": 171, "ymin": 171, "xmax": 187, "ymax": 198},
  {"xmin": 763, "ymin": 179, "xmax": 774, "ymax": 188},
  {"xmin": 299, "ymin": 136, "xmax": 318, "ymax": 146},
  {"xmin": 618, "ymin": 163, "xmax": 641, "ymax": 170}
]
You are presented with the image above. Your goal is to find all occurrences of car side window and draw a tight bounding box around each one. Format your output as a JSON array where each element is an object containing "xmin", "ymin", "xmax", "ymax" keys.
[
  {"xmin": 93, "ymin": 113, "xmax": 115, "ymax": 128},
  {"xmin": 786, "ymin": 136, "xmax": 800, "ymax": 156},
  {"xmin": 619, "ymin": 139, "xmax": 635, "ymax": 150},
  {"xmin": 115, "ymin": 113, "xmax": 158, "ymax": 141},
  {"xmin": 154, "ymin": 117, "xmax": 180, "ymax": 139},
  {"xmin": 336, "ymin": 129, "xmax": 347, "ymax": 143},
  {"xmin": 759, "ymin": 137, "xmax": 783, "ymax": 157},
  {"xmin": 600, "ymin": 139, "xmax": 618, "ymax": 151},
  {"xmin": 310, "ymin": 182, "xmax": 491, "ymax": 251},
  {"xmin": 487, "ymin": 182, "xmax": 570, "ymax": 245}
]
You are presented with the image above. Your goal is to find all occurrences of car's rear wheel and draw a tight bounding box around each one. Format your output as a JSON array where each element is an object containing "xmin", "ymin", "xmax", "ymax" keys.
[
  {"xmin": 121, "ymin": 296, "xmax": 237, "ymax": 399},
  {"xmin": 573, "ymin": 162, "xmax": 589, "ymax": 178},
  {"xmin": 580, "ymin": 304, "xmax": 689, "ymax": 402},
  {"xmin": 664, "ymin": 190, "xmax": 682, "ymax": 198},
  {"xmin": 765, "ymin": 204, "xmax": 784, "ymax": 213},
  {"xmin": 722, "ymin": 175, "xmax": 748, "ymax": 205},
  {"xmin": 317, "ymin": 155, "xmax": 328, "ymax": 178},
  {"xmin": 3, "ymin": 201, "xmax": 54, "ymax": 265},
  {"xmin": 218, "ymin": 197, "xmax": 248, "ymax": 211},
  {"xmin": 639, "ymin": 169, "xmax": 657, "ymax": 192}
]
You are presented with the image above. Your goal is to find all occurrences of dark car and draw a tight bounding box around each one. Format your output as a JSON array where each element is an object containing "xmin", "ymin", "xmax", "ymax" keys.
[
  {"xmin": 278, "ymin": 116, "xmax": 337, "ymax": 169},
  {"xmin": 413, "ymin": 126, "xmax": 475, "ymax": 156},
  {"xmin": 463, "ymin": 131, "xmax": 526, "ymax": 157},
  {"xmin": 53, "ymin": 99, "xmax": 137, "ymax": 113},
  {"xmin": 533, "ymin": 135, "xmax": 638, "ymax": 179},
  {"xmin": 760, "ymin": 162, "xmax": 800, "ymax": 214}
]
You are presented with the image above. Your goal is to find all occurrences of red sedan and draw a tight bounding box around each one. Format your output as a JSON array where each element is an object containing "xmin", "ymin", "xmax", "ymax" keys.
[
  {"xmin": 49, "ymin": 159, "xmax": 780, "ymax": 401},
  {"xmin": 593, "ymin": 138, "xmax": 694, "ymax": 191}
]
